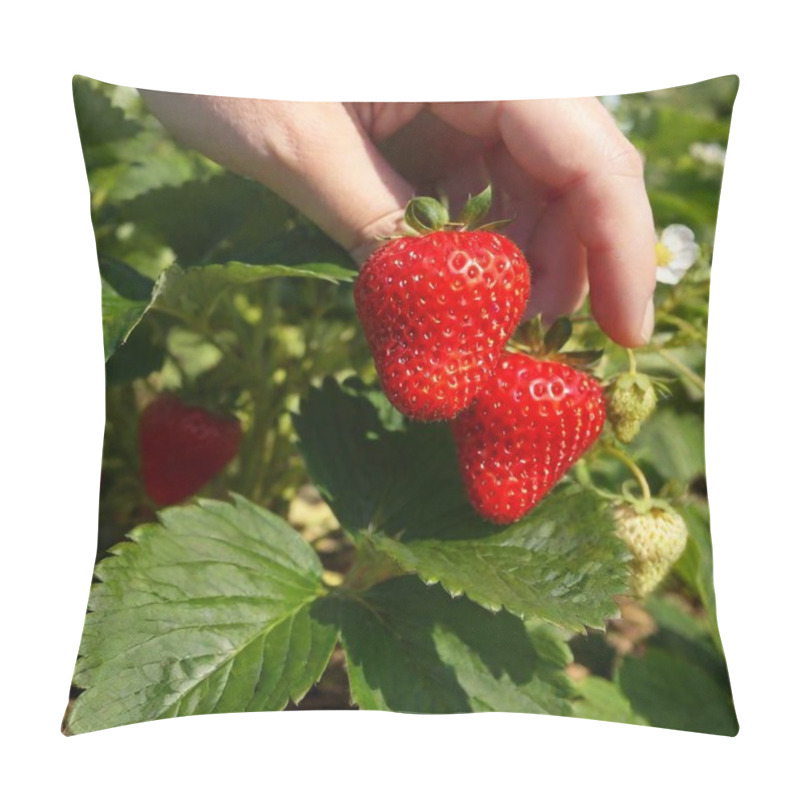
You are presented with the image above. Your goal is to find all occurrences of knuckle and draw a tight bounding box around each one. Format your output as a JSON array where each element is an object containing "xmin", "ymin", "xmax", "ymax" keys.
[{"xmin": 607, "ymin": 141, "xmax": 645, "ymax": 180}]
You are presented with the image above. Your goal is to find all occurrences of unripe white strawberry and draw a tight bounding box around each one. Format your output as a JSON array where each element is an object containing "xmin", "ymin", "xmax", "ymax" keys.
[
  {"xmin": 613, "ymin": 505, "xmax": 689, "ymax": 597},
  {"xmin": 607, "ymin": 373, "xmax": 658, "ymax": 443}
]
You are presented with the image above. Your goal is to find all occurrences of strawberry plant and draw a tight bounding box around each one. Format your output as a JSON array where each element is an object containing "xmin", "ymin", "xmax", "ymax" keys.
[{"xmin": 64, "ymin": 76, "xmax": 739, "ymax": 736}]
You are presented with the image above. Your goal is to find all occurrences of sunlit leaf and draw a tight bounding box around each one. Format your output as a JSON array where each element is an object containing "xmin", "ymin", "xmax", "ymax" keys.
[{"xmin": 66, "ymin": 496, "xmax": 337, "ymax": 734}]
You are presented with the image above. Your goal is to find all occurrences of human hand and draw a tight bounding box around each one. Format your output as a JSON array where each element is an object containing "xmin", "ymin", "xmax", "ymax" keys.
[{"xmin": 140, "ymin": 94, "xmax": 656, "ymax": 347}]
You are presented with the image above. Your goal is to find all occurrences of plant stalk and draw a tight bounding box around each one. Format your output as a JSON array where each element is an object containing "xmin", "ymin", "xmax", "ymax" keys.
[{"xmin": 603, "ymin": 445, "xmax": 652, "ymax": 503}]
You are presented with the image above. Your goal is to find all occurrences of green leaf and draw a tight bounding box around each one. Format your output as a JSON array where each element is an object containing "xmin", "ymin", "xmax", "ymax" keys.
[
  {"xmin": 115, "ymin": 173, "xmax": 296, "ymax": 265},
  {"xmin": 644, "ymin": 593, "xmax": 730, "ymax": 681},
  {"xmin": 99, "ymin": 255, "xmax": 155, "ymax": 301},
  {"xmin": 373, "ymin": 491, "xmax": 629, "ymax": 631},
  {"xmin": 572, "ymin": 676, "xmax": 647, "ymax": 725},
  {"xmin": 673, "ymin": 502, "xmax": 722, "ymax": 646},
  {"xmin": 79, "ymin": 96, "xmax": 220, "ymax": 204},
  {"xmin": 337, "ymin": 576, "xmax": 574, "ymax": 714},
  {"xmin": 101, "ymin": 258, "xmax": 354, "ymax": 362},
  {"xmin": 245, "ymin": 225, "xmax": 355, "ymax": 271},
  {"xmin": 73, "ymin": 76, "xmax": 142, "ymax": 149},
  {"xmin": 632, "ymin": 407, "xmax": 705, "ymax": 483},
  {"xmin": 294, "ymin": 378, "xmax": 629, "ymax": 631},
  {"xmin": 66, "ymin": 496, "xmax": 337, "ymax": 734},
  {"xmin": 101, "ymin": 281, "xmax": 150, "ymax": 361},
  {"xmin": 97, "ymin": 256, "xmax": 157, "ymax": 365},
  {"xmin": 151, "ymin": 260, "xmax": 355, "ymax": 319},
  {"xmin": 96, "ymin": 149, "xmax": 214, "ymax": 205},
  {"xmin": 104, "ymin": 316, "xmax": 165, "ymax": 383},
  {"xmin": 617, "ymin": 647, "xmax": 738, "ymax": 736}
]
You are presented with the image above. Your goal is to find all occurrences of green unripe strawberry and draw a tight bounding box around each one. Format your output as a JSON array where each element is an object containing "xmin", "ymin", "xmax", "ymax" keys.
[
  {"xmin": 613, "ymin": 505, "xmax": 689, "ymax": 597},
  {"xmin": 607, "ymin": 373, "xmax": 658, "ymax": 443}
]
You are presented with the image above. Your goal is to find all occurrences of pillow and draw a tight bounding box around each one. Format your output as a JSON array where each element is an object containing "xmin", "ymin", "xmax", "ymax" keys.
[{"xmin": 63, "ymin": 75, "xmax": 738, "ymax": 736}]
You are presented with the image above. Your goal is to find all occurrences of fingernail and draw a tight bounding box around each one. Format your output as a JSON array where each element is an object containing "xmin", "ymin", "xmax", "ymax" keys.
[{"xmin": 639, "ymin": 298, "xmax": 654, "ymax": 343}]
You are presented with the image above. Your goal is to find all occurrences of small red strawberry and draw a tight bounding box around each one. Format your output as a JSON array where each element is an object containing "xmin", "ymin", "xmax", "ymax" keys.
[
  {"xmin": 452, "ymin": 353, "xmax": 606, "ymax": 524},
  {"xmin": 138, "ymin": 394, "xmax": 242, "ymax": 506},
  {"xmin": 354, "ymin": 189, "xmax": 531, "ymax": 421}
]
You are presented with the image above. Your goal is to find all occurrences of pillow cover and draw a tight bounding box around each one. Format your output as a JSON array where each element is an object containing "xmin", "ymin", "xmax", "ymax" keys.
[{"xmin": 63, "ymin": 75, "xmax": 738, "ymax": 736}]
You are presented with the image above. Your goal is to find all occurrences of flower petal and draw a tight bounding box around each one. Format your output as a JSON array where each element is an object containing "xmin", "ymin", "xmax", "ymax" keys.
[
  {"xmin": 656, "ymin": 266, "xmax": 683, "ymax": 285},
  {"xmin": 661, "ymin": 224, "xmax": 696, "ymax": 250},
  {"xmin": 670, "ymin": 246, "xmax": 700, "ymax": 273}
]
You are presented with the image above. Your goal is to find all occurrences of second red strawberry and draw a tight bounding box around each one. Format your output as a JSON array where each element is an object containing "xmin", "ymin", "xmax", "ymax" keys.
[{"xmin": 452, "ymin": 353, "xmax": 606, "ymax": 524}]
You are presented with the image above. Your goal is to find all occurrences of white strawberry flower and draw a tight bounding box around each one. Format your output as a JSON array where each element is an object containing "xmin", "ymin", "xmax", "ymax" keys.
[{"xmin": 656, "ymin": 224, "xmax": 700, "ymax": 285}]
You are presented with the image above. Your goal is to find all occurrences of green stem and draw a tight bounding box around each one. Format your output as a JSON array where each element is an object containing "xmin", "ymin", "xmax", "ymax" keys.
[
  {"xmin": 657, "ymin": 349, "xmax": 706, "ymax": 393},
  {"xmin": 343, "ymin": 539, "xmax": 408, "ymax": 591},
  {"xmin": 603, "ymin": 445, "xmax": 651, "ymax": 503},
  {"xmin": 626, "ymin": 348, "xmax": 637, "ymax": 376},
  {"xmin": 235, "ymin": 284, "xmax": 278, "ymax": 501},
  {"xmin": 572, "ymin": 459, "xmax": 619, "ymax": 502}
]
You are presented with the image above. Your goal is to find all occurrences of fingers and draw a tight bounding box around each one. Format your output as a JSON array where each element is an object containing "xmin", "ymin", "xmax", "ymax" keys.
[
  {"xmin": 523, "ymin": 201, "xmax": 589, "ymax": 323},
  {"xmin": 140, "ymin": 92, "xmax": 656, "ymax": 347},
  {"xmin": 564, "ymin": 148, "xmax": 656, "ymax": 346},
  {"xmin": 484, "ymin": 144, "xmax": 588, "ymax": 319},
  {"xmin": 139, "ymin": 91, "xmax": 416, "ymax": 258},
  {"xmin": 432, "ymin": 99, "xmax": 657, "ymax": 347},
  {"xmin": 498, "ymin": 99, "xmax": 656, "ymax": 346}
]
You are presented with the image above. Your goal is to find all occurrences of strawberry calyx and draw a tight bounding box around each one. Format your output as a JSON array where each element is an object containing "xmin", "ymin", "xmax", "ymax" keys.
[
  {"xmin": 509, "ymin": 315, "xmax": 604, "ymax": 370},
  {"xmin": 402, "ymin": 185, "xmax": 512, "ymax": 236},
  {"xmin": 616, "ymin": 482, "xmax": 675, "ymax": 516}
]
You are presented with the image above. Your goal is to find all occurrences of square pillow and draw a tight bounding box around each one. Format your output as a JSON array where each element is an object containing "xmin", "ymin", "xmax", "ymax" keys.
[{"xmin": 64, "ymin": 75, "xmax": 738, "ymax": 735}]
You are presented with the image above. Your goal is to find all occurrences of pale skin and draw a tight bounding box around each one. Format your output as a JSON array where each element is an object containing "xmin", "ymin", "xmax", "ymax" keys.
[{"xmin": 140, "ymin": 93, "xmax": 656, "ymax": 347}]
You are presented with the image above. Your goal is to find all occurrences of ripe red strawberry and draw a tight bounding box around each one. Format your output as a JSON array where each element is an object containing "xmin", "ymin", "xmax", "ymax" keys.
[
  {"xmin": 354, "ymin": 191, "xmax": 531, "ymax": 421},
  {"xmin": 452, "ymin": 353, "xmax": 606, "ymax": 524},
  {"xmin": 138, "ymin": 394, "xmax": 242, "ymax": 506}
]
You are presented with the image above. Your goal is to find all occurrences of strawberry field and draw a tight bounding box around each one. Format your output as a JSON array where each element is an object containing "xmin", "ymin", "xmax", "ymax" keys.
[{"xmin": 64, "ymin": 76, "xmax": 738, "ymax": 735}]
